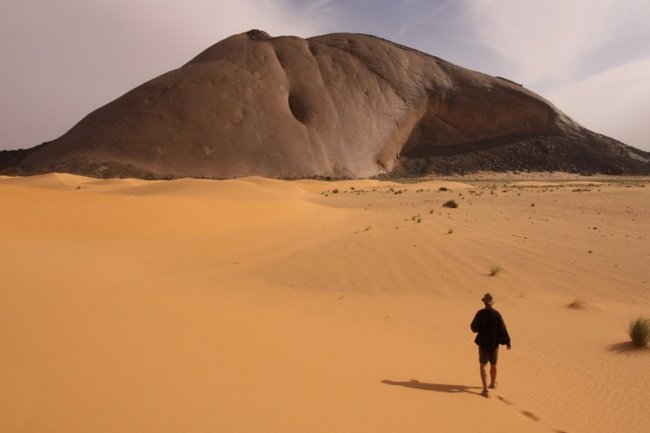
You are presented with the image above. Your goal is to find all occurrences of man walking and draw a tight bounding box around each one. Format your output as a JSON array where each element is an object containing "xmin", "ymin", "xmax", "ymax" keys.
[{"xmin": 471, "ymin": 293, "xmax": 511, "ymax": 397}]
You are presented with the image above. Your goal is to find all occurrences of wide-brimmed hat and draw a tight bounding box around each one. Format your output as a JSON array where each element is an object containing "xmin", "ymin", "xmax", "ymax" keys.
[{"xmin": 481, "ymin": 293, "xmax": 494, "ymax": 305}]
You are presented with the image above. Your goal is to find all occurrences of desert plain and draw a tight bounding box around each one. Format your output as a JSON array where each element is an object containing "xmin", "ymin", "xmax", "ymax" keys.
[{"xmin": 1, "ymin": 172, "xmax": 649, "ymax": 433}]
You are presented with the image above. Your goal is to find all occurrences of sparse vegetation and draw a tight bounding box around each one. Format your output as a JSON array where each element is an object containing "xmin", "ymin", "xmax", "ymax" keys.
[
  {"xmin": 567, "ymin": 298, "xmax": 586, "ymax": 309},
  {"xmin": 355, "ymin": 226, "xmax": 372, "ymax": 235},
  {"xmin": 628, "ymin": 318, "xmax": 650, "ymax": 348},
  {"xmin": 489, "ymin": 266, "xmax": 502, "ymax": 276},
  {"xmin": 447, "ymin": 228, "xmax": 454, "ymax": 234},
  {"xmin": 443, "ymin": 200, "xmax": 458, "ymax": 208}
]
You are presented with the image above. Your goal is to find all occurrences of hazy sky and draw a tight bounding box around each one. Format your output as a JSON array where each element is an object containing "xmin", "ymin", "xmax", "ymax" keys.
[{"xmin": 1, "ymin": 0, "xmax": 649, "ymax": 151}]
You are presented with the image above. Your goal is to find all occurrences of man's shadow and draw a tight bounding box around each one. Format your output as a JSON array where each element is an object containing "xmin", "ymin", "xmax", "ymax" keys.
[{"xmin": 382, "ymin": 379, "xmax": 483, "ymax": 396}]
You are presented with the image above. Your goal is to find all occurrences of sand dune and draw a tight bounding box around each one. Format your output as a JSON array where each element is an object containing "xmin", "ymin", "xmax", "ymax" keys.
[{"xmin": 1, "ymin": 174, "xmax": 649, "ymax": 433}]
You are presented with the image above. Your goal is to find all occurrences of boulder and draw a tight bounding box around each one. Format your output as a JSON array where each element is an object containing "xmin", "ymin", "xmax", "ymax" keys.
[{"xmin": 3, "ymin": 30, "xmax": 649, "ymax": 178}]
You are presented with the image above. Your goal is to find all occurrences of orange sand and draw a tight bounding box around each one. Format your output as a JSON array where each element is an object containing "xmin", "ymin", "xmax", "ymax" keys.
[{"xmin": 1, "ymin": 173, "xmax": 649, "ymax": 433}]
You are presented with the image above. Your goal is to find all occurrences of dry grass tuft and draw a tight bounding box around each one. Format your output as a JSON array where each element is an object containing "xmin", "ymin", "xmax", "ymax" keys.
[
  {"xmin": 489, "ymin": 266, "xmax": 502, "ymax": 277},
  {"xmin": 567, "ymin": 298, "xmax": 587, "ymax": 309},
  {"xmin": 443, "ymin": 200, "xmax": 458, "ymax": 208},
  {"xmin": 628, "ymin": 318, "xmax": 650, "ymax": 348}
]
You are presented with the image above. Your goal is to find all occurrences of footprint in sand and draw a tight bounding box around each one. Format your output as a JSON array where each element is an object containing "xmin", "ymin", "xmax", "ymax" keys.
[
  {"xmin": 497, "ymin": 394, "xmax": 570, "ymax": 433},
  {"xmin": 496, "ymin": 395, "xmax": 539, "ymax": 422},
  {"xmin": 521, "ymin": 410, "xmax": 541, "ymax": 422},
  {"xmin": 497, "ymin": 396, "xmax": 513, "ymax": 405}
]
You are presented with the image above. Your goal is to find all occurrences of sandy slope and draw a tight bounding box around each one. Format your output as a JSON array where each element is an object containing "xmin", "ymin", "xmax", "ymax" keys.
[{"xmin": 1, "ymin": 174, "xmax": 649, "ymax": 433}]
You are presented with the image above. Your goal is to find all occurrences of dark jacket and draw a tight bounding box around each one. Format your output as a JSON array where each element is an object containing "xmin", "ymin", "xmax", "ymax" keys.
[{"xmin": 471, "ymin": 306, "xmax": 511, "ymax": 350}]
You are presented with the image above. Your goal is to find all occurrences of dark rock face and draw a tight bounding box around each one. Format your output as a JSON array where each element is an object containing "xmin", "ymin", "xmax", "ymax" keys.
[{"xmin": 3, "ymin": 30, "xmax": 649, "ymax": 178}]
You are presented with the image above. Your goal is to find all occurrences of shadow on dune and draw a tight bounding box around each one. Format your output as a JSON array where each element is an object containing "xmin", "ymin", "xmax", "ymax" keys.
[
  {"xmin": 382, "ymin": 379, "xmax": 482, "ymax": 396},
  {"xmin": 607, "ymin": 341, "xmax": 650, "ymax": 353}
]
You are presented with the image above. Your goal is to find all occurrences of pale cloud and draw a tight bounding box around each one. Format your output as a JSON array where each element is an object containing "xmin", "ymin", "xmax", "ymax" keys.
[
  {"xmin": 1, "ymin": 0, "xmax": 648, "ymax": 152},
  {"xmin": 465, "ymin": 0, "xmax": 650, "ymax": 88},
  {"xmin": 546, "ymin": 58, "xmax": 650, "ymax": 151},
  {"xmin": 0, "ymin": 0, "xmax": 332, "ymax": 149},
  {"xmin": 463, "ymin": 0, "xmax": 650, "ymax": 149}
]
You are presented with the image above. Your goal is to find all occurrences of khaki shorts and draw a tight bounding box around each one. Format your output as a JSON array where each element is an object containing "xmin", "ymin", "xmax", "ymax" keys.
[{"xmin": 479, "ymin": 346, "xmax": 499, "ymax": 365}]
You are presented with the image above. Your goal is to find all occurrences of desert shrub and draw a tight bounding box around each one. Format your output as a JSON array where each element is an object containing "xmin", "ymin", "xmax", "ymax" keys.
[
  {"xmin": 567, "ymin": 298, "xmax": 586, "ymax": 309},
  {"xmin": 489, "ymin": 266, "xmax": 502, "ymax": 276},
  {"xmin": 628, "ymin": 318, "xmax": 650, "ymax": 348},
  {"xmin": 443, "ymin": 200, "xmax": 458, "ymax": 208},
  {"xmin": 438, "ymin": 187, "xmax": 449, "ymax": 192}
]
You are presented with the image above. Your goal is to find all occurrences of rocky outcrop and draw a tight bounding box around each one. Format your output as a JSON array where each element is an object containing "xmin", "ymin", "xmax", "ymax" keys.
[{"xmin": 3, "ymin": 30, "xmax": 649, "ymax": 178}]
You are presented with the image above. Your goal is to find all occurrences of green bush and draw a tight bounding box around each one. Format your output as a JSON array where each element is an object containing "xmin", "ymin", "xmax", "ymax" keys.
[{"xmin": 628, "ymin": 318, "xmax": 650, "ymax": 348}]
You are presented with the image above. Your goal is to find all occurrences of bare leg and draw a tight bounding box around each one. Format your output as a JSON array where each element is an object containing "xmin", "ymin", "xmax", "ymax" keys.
[
  {"xmin": 480, "ymin": 363, "xmax": 488, "ymax": 391},
  {"xmin": 489, "ymin": 363, "xmax": 497, "ymax": 388}
]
